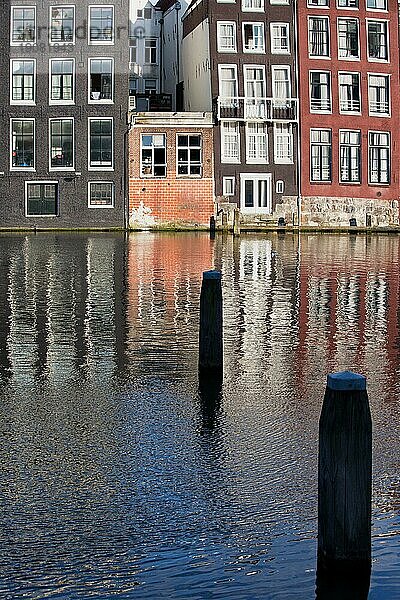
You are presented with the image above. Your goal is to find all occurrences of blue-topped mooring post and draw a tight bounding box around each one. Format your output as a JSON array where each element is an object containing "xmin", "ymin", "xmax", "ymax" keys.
[
  {"xmin": 199, "ymin": 270, "xmax": 223, "ymax": 372},
  {"xmin": 318, "ymin": 371, "xmax": 372, "ymax": 571}
]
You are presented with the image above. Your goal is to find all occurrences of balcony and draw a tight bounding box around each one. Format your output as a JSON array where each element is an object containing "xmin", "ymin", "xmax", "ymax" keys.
[{"xmin": 215, "ymin": 97, "xmax": 298, "ymax": 122}]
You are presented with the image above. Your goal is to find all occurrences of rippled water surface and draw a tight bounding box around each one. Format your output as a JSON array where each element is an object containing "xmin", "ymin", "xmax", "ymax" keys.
[{"xmin": 0, "ymin": 232, "xmax": 398, "ymax": 599}]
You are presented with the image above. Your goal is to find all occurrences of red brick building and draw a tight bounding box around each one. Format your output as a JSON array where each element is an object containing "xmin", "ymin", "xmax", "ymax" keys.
[
  {"xmin": 298, "ymin": 0, "xmax": 400, "ymax": 227},
  {"xmin": 129, "ymin": 112, "xmax": 214, "ymax": 228}
]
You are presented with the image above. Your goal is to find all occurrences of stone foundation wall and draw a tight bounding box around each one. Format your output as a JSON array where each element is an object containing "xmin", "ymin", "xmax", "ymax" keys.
[
  {"xmin": 301, "ymin": 196, "xmax": 399, "ymax": 227},
  {"xmin": 216, "ymin": 196, "xmax": 298, "ymax": 227}
]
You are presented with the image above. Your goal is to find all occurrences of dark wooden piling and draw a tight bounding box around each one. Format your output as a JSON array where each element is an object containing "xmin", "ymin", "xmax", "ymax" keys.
[
  {"xmin": 233, "ymin": 208, "xmax": 240, "ymax": 236},
  {"xmin": 199, "ymin": 270, "xmax": 223, "ymax": 372},
  {"xmin": 210, "ymin": 215, "xmax": 216, "ymax": 239},
  {"xmin": 318, "ymin": 371, "xmax": 372, "ymax": 570}
]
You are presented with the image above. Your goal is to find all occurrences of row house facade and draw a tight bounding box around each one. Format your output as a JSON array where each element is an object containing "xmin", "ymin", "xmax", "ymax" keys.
[
  {"xmin": 182, "ymin": 0, "xmax": 300, "ymax": 225},
  {"xmin": 0, "ymin": 0, "xmax": 129, "ymax": 229}
]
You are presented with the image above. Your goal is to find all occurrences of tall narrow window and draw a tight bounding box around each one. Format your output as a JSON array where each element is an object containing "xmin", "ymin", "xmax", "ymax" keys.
[
  {"xmin": 89, "ymin": 119, "xmax": 113, "ymax": 168},
  {"xmin": 11, "ymin": 60, "xmax": 35, "ymax": 103},
  {"xmin": 271, "ymin": 23, "xmax": 290, "ymax": 54},
  {"xmin": 274, "ymin": 123, "xmax": 293, "ymax": 163},
  {"xmin": 50, "ymin": 6, "xmax": 74, "ymax": 43},
  {"xmin": 50, "ymin": 59, "xmax": 74, "ymax": 103},
  {"xmin": 367, "ymin": 21, "xmax": 388, "ymax": 60},
  {"xmin": 130, "ymin": 39, "xmax": 137, "ymax": 64},
  {"xmin": 177, "ymin": 135, "xmax": 202, "ymax": 176},
  {"xmin": 141, "ymin": 134, "xmax": 166, "ymax": 176},
  {"xmin": 272, "ymin": 66, "xmax": 291, "ymax": 107},
  {"xmin": 11, "ymin": 7, "xmax": 36, "ymax": 44},
  {"xmin": 221, "ymin": 122, "xmax": 240, "ymax": 163},
  {"xmin": 26, "ymin": 183, "xmax": 58, "ymax": 216},
  {"xmin": 244, "ymin": 66, "xmax": 266, "ymax": 118},
  {"xmin": 243, "ymin": 23, "xmax": 265, "ymax": 53},
  {"xmin": 308, "ymin": 17, "xmax": 330, "ymax": 57},
  {"xmin": 89, "ymin": 58, "xmax": 113, "ymax": 101},
  {"xmin": 246, "ymin": 123, "xmax": 268, "ymax": 163},
  {"xmin": 339, "ymin": 130, "xmax": 361, "ymax": 183},
  {"xmin": 368, "ymin": 74, "xmax": 390, "ymax": 115},
  {"xmin": 11, "ymin": 119, "xmax": 35, "ymax": 169},
  {"xmin": 369, "ymin": 131, "xmax": 390, "ymax": 183},
  {"xmin": 89, "ymin": 6, "xmax": 114, "ymax": 43},
  {"xmin": 338, "ymin": 72, "xmax": 361, "ymax": 112},
  {"xmin": 310, "ymin": 129, "xmax": 332, "ymax": 182},
  {"xmin": 338, "ymin": 19, "xmax": 359, "ymax": 59},
  {"xmin": 310, "ymin": 71, "xmax": 331, "ymax": 111},
  {"xmin": 218, "ymin": 65, "xmax": 238, "ymax": 106},
  {"xmin": 145, "ymin": 39, "xmax": 158, "ymax": 64},
  {"xmin": 50, "ymin": 119, "xmax": 74, "ymax": 169},
  {"xmin": 217, "ymin": 22, "xmax": 237, "ymax": 52}
]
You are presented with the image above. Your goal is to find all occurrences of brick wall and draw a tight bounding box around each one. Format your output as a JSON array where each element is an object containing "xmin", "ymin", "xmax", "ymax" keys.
[{"xmin": 129, "ymin": 125, "xmax": 214, "ymax": 227}]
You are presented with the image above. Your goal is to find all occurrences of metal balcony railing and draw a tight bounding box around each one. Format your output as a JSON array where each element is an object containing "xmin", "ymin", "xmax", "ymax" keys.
[
  {"xmin": 215, "ymin": 97, "xmax": 298, "ymax": 122},
  {"xmin": 369, "ymin": 100, "xmax": 390, "ymax": 115}
]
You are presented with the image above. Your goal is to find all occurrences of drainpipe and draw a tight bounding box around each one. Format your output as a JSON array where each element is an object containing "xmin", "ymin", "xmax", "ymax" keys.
[
  {"xmin": 293, "ymin": 0, "xmax": 302, "ymax": 228},
  {"xmin": 175, "ymin": 2, "xmax": 181, "ymax": 108},
  {"xmin": 159, "ymin": 17, "xmax": 164, "ymax": 93},
  {"xmin": 124, "ymin": 115, "xmax": 133, "ymax": 231}
]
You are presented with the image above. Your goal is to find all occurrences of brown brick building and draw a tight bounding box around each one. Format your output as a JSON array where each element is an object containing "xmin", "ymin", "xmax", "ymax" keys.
[{"xmin": 129, "ymin": 112, "xmax": 214, "ymax": 227}]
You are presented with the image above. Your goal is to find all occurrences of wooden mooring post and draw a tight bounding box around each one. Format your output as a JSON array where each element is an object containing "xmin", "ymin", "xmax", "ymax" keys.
[
  {"xmin": 233, "ymin": 208, "xmax": 240, "ymax": 236},
  {"xmin": 199, "ymin": 270, "xmax": 223, "ymax": 372},
  {"xmin": 318, "ymin": 371, "xmax": 372, "ymax": 572}
]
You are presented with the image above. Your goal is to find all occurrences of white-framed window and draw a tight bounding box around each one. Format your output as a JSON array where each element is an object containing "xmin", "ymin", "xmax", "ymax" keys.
[
  {"xmin": 308, "ymin": 0, "xmax": 329, "ymax": 6},
  {"xmin": 337, "ymin": 0, "xmax": 358, "ymax": 6},
  {"xmin": 177, "ymin": 134, "xmax": 202, "ymax": 176},
  {"xmin": 89, "ymin": 58, "xmax": 113, "ymax": 102},
  {"xmin": 240, "ymin": 173, "xmax": 272, "ymax": 214},
  {"xmin": 218, "ymin": 64, "xmax": 238, "ymax": 106},
  {"xmin": 11, "ymin": 6, "xmax": 36, "ymax": 45},
  {"xmin": 244, "ymin": 65, "xmax": 266, "ymax": 118},
  {"xmin": 141, "ymin": 134, "xmax": 166, "ymax": 177},
  {"xmin": 243, "ymin": 23, "xmax": 265, "ymax": 53},
  {"xmin": 145, "ymin": 38, "xmax": 158, "ymax": 64},
  {"xmin": 367, "ymin": 0, "xmax": 387, "ymax": 10},
  {"xmin": 10, "ymin": 59, "xmax": 35, "ymax": 104},
  {"xmin": 338, "ymin": 18, "xmax": 359, "ymax": 59},
  {"xmin": 49, "ymin": 118, "xmax": 74, "ymax": 170},
  {"xmin": 369, "ymin": 131, "xmax": 390, "ymax": 184},
  {"xmin": 274, "ymin": 123, "xmax": 293, "ymax": 164},
  {"xmin": 50, "ymin": 6, "xmax": 75, "ymax": 44},
  {"xmin": 310, "ymin": 129, "xmax": 332, "ymax": 182},
  {"xmin": 270, "ymin": 0, "xmax": 289, "ymax": 4},
  {"xmin": 89, "ymin": 5, "xmax": 114, "ymax": 44},
  {"xmin": 49, "ymin": 59, "xmax": 74, "ymax": 104},
  {"xmin": 217, "ymin": 0, "xmax": 236, "ymax": 3},
  {"xmin": 246, "ymin": 123, "xmax": 268, "ymax": 163},
  {"xmin": 144, "ymin": 79, "xmax": 157, "ymax": 94},
  {"xmin": 130, "ymin": 39, "xmax": 137, "ymax": 64},
  {"xmin": 25, "ymin": 182, "xmax": 58, "ymax": 217},
  {"xmin": 221, "ymin": 121, "xmax": 240, "ymax": 163},
  {"xmin": 310, "ymin": 71, "xmax": 331, "ymax": 112},
  {"xmin": 89, "ymin": 118, "xmax": 113, "ymax": 170},
  {"xmin": 368, "ymin": 73, "xmax": 390, "ymax": 115},
  {"xmin": 223, "ymin": 177, "xmax": 235, "ymax": 196},
  {"xmin": 338, "ymin": 72, "xmax": 361, "ymax": 112},
  {"xmin": 276, "ymin": 180, "xmax": 284, "ymax": 194},
  {"xmin": 242, "ymin": 0, "xmax": 264, "ymax": 10},
  {"xmin": 11, "ymin": 118, "xmax": 35, "ymax": 170},
  {"xmin": 272, "ymin": 66, "xmax": 291, "ymax": 107},
  {"xmin": 339, "ymin": 130, "xmax": 361, "ymax": 183},
  {"xmin": 88, "ymin": 182, "xmax": 114, "ymax": 208},
  {"xmin": 217, "ymin": 22, "xmax": 237, "ymax": 52},
  {"xmin": 270, "ymin": 23, "xmax": 290, "ymax": 54},
  {"xmin": 367, "ymin": 20, "xmax": 388, "ymax": 61},
  {"xmin": 308, "ymin": 17, "xmax": 330, "ymax": 57}
]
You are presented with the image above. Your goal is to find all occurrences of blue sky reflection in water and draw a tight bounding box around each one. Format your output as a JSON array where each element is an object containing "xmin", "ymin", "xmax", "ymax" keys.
[{"xmin": 0, "ymin": 232, "xmax": 398, "ymax": 599}]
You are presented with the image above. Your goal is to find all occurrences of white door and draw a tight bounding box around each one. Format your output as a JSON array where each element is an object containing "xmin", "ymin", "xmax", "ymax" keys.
[{"xmin": 240, "ymin": 173, "xmax": 272, "ymax": 214}]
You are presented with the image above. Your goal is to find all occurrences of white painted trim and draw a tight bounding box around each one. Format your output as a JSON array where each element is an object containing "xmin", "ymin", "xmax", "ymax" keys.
[
  {"xmin": 49, "ymin": 117, "xmax": 75, "ymax": 172},
  {"xmin": 88, "ymin": 56, "xmax": 114, "ymax": 104},
  {"xmin": 88, "ymin": 117, "xmax": 114, "ymax": 171},
  {"xmin": 49, "ymin": 5, "xmax": 76, "ymax": 46},
  {"xmin": 10, "ymin": 5, "xmax": 36, "ymax": 46},
  {"xmin": 49, "ymin": 57, "xmax": 75, "ymax": 105},
  {"xmin": 87, "ymin": 181, "xmax": 115, "ymax": 208},
  {"xmin": 10, "ymin": 117, "xmax": 36, "ymax": 172},
  {"xmin": 25, "ymin": 180, "xmax": 59, "ymax": 217},
  {"xmin": 240, "ymin": 173, "xmax": 272, "ymax": 214},
  {"xmin": 88, "ymin": 4, "xmax": 115, "ymax": 46},
  {"xmin": 10, "ymin": 58, "xmax": 36, "ymax": 105}
]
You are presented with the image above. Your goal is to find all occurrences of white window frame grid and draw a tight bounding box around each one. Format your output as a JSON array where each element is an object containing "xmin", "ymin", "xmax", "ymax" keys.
[
  {"xmin": 307, "ymin": 0, "xmax": 329, "ymax": 7},
  {"xmin": 244, "ymin": 65, "xmax": 266, "ymax": 118},
  {"xmin": 272, "ymin": 65, "xmax": 291, "ymax": 108},
  {"xmin": 242, "ymin": 0, "xmax": 264, "ymax": 11},
  {"xmin": 246, "ymin": 122, "xmax": 268, "ymax": 164},
  {"xmin": 368, "ymin": 73, "xmax": 390, "ymax": 116},
  {"xmin": 49, "ymin": 117, "xmax": 75, "ymax": 171},
  {"xmin": 338, "ymin": 71, "xmax": 361, "ymax": 113},
  {"xmin": 368, "ymin": 130, "xmax": 390, "ymax": 184},
  {"xmin": 276, "ymin": 180, "xmax": 285, "ymax": 194},
  {"xmin": 176, "ymin": 134, "xmax": 203, "ymax": 177},
  {"xmin": 270, "ymin": 23, "xmax": 290, "ymax": 54},
  {"xmin": 25, "ymin": 181, "xmax": 59, "ymax": 218},
  {"xmin": 339, "ymin": 129, "xmax": 361, "ymax": 183},
  {"xmin": 242, "ymin": 22, "xmax": 265, "ymax": 54},
  {"xmin": 310, "ymin": 128, "xmax": 332, "ymax": 182},
  {"xmin": 270, "ymin": 0, "xmax": 289, "ymax": 5},
  {"xmin": 221, "ymin": 121, "xmax": 240, "ymax": 164},
  {"xmin": 309, "ymin": 70, "xmax": 332, "ymax": 112},
  {"xmin": 88, "ymin": 181, "xmax": 115, "ymax": 208},
  {"xmin": 10, "ymin": 6, "xmax": 36, "ymax": 46},
  {"xmin": 10, "ymin": 58, "xmax": 36, "ymax": 105},
  {"xmin": 366, "ymin": 0, "xmax": 387, "ymax": 12},
  {"xmin": 337, "ymin": 0, "xmax": 358, "ymax": 7},
  {"xmin": 10, "ymin": 117, "xmax": 36, "ymax": 172},
  {"xmin": 218, "ymin": 64, "xmax": 238, "ymax": 105},
  {"xmin": 274, "ymin": 123, "xmax": 293, "ymax": 164},
  {"xmin": 88, "ymin": 5, "xmax": 115, "ymax": 45},
  {"xmin": 88, "ymin": 57, "xmax": 114, "ymax": 103},
  {"xmin": 240, "ymin": 173, "xmax": 272, "ymax": 214},
  {"xmin": 217, "ymin": 21, "xmax": 237, "ymax": 53},
  {"xmin": 308, "ymin": 16, "xmax": 330, "ymax": 58},
  {"xmin": 366, "ymin": 19, "xmax": 389, "ymax": 62},
  {"xmin": 88, "ymin": 117, "xmax": 114, "ymax": 171},
  {"xmin": 49, "ymin": 58, "xmax": 75, "ymax": 105},
  {"xmin": 337, "ymin": 18, "xmax": 360, "ymax": 60},
  {"xmin": 223, "ymin": 177, "xmax": 235, "ymax": 196},
  {"xmin": 144, "ymin": 38, "xmax": 158, "ymax": 65},
  {"xmin": 49, "ymin": 5, "xmax": 75, "ymax": 46},
  {"xmin": 140, "ymin": 133, "xmax": 167, "ymax": 178}
]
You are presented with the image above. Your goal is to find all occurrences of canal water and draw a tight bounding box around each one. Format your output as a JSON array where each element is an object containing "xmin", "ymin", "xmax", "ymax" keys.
[{"xmin": 0, "ymin": 232, "xmax": 398, "ymax": 599}]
